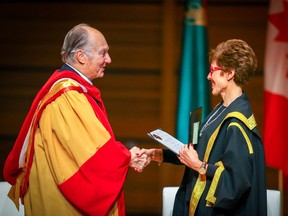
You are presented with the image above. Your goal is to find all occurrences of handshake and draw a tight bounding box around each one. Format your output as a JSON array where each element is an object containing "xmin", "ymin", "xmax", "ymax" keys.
[
  {"xmin": 129, "ymin": 146, "xmax": 162, "ymax": 173},
  {"xmin": 129, "ymin": 144, "xmax": 202, "ymax": 173}
]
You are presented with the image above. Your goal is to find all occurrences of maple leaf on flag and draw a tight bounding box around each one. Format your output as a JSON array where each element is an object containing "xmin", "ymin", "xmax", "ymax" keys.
[{"xmin": 268, "ymin": 0, "xmax": 288, "ymax": 43}]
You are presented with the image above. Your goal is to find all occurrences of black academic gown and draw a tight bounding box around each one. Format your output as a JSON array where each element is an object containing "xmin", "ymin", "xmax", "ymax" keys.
[{"xmin": 163, "ymin": 92, "xmax": 267, "ymax": 216}]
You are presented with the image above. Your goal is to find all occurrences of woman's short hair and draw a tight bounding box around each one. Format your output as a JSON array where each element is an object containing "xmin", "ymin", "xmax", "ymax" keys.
[{"xmin": 209, "ymin": 39, "xmax": 257, "ymax": 87}]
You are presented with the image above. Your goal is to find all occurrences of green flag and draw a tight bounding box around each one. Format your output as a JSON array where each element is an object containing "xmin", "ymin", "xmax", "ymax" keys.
[{"xmin": 176, "ymin": 0, "xmax": 210, "ymax": 143}]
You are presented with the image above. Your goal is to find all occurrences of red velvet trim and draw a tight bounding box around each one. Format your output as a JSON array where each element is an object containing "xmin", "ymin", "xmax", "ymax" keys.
[
  {"xmin": 3, "ymin": 69, "xmax": 131, "ymax": 215},
  {"xmin": 58, "ymin": 140, "xmax": 130, "ymax": 215},
  {"xmin": 4, "ymin": 70, "xmax": 103, "ymax": 186}
]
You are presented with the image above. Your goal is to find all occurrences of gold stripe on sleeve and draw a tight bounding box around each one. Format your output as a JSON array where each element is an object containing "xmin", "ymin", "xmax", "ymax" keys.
[
  {"xmin": 228, "ymin": 122, "xmax": 254, "ymax": 154},
  {"xmin": 205, "ymin": 161, "xmax": 225, "ymax": 206}
]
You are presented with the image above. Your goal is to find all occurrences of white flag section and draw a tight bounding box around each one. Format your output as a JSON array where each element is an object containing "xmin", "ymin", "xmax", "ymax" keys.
[
  {"xmin": 263, "ymin": 0, "xmax": 288, "ymax": 190},
  {"xmin": 264, "ymin": 0, "xmax": 288, "ymax": 97}
]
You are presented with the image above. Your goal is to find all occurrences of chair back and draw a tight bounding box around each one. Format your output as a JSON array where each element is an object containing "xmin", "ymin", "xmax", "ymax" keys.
[
  {"xmin": 267, "ymin": 189, "xmax": 281, "ymax": 216},
  {"xmin": 162, "ymin": 187, "xmax": 281, "ymax": 216},
  {"xmin": 0, "ymin": 182, "xmax": 24, "ymax": 216}
]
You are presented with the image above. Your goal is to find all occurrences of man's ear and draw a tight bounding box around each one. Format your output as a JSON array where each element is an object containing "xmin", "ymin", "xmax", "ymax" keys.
[{"xmin": 75, "ymin": 50, "xmax": 86, "ymax": 64}]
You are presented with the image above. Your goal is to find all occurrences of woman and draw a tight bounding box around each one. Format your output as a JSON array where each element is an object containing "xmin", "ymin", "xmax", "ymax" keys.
[{"xmin": 145, "ymin": 39, "xmax": 267, "ymax": 216}]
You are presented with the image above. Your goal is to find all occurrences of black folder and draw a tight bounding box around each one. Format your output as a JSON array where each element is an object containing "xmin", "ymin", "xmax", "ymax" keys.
[{"xmin": 188, "ymin": 107, "xmax": 202, "ymax": 145}]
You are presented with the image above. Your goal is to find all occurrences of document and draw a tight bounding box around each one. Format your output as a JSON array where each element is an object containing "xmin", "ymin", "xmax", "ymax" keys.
[{"xmin": 147, "ymin": 129, "xmax": 184, "ymax": 155}]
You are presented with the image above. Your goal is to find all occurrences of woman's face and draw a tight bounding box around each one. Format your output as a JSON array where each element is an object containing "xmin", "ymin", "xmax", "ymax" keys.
[{"xmin": 207, "ymin": 61, "xmax": 229, "ymax": 96}]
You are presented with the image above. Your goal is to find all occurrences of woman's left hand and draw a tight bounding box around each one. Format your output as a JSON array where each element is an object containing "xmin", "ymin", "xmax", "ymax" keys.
[{"xmin": 178, "ymin": 145, "xmax": 202, "ymax": 171}]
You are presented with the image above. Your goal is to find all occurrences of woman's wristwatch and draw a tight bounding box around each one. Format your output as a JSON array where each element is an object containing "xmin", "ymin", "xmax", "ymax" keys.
[{"xmin": 198, "ymin": 161, "xmax": 207, "ymax": 175}]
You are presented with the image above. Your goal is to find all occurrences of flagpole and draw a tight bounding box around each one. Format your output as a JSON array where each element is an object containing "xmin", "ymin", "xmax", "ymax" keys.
[
  {"xmin": 278, "ymin": 169, "xmax": 283, "ymax": 216},
  {"xmin": 175, "ymin": 0, "xmax": 210, "ymax": 143}
]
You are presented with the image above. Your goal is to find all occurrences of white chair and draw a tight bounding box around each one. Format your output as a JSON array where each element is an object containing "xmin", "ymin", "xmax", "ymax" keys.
[
  {"xmin": 162, "ymin": 187, "xmax": 281, "ymax": 216},
  {"xmin": 267, "ymin": 189, "xmax": 281, "ymax": 216},
  {"xmin": 0, "ymin": 182, "xmax": 24, "ymax": 216},
  {"xmin": 162, "ymin": 187, "xmax": 178, "ymax": 216}
]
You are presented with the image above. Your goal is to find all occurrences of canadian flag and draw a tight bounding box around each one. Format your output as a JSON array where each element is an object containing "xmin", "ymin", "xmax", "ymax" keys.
[{"xmin": 263, "ymin": 0, "xmax": 288, "ymax": 190}]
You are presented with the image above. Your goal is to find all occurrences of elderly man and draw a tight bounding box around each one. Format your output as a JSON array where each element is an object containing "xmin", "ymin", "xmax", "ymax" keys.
[{"xmin": 4, "ymin": 23, "xmax": 148, "ymax": 216}]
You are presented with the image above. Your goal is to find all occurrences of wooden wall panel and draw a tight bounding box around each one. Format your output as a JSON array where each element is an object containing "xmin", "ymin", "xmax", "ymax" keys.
[
  {"xmin": 1, "ymin": 2, "xmax": 286, "ymax": 216},
  {"xmin": 0, "ymin": 3, "xmax": 165, "ymax": 138},
  {"xmin": 207, "ymin": 5, "xmax": 269, "ymax": 72},
  {"xmin": 96, "ymin": 73, "xmax": 161, "ymax": 138},
  {"xmin": 0, "ymin": 3, "xmax": 163, "ymax": 70}
]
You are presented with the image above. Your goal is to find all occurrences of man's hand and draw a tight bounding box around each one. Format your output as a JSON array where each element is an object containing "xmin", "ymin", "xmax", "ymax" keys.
[{"xmin": 129, "ymin": 146, "xmax": 151, "ymax": 172}]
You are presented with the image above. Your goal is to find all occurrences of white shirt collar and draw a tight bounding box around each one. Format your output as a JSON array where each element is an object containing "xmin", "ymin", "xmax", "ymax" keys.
[{"xmin": 65, "ymin": 63, "xmax": 93, "ymax": 85}]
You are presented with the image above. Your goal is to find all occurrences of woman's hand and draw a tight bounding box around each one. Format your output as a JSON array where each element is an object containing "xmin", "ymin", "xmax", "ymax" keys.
[
  {"xmin": 142, "ymin": 148, "xmax": 163, "ymax": 163},
  {"xmin": 178, "ymin": 145, "xmax": 202, "ymax": 171}
]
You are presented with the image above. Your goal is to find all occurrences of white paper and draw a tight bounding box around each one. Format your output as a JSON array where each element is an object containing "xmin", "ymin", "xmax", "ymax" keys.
[
  {"xmin": 192, "ymin": 122, "xmax": 200, "ymax": 144},
  {"xmin": 147, "ymin": 128, "xmax": 185, "ymax": 154}
]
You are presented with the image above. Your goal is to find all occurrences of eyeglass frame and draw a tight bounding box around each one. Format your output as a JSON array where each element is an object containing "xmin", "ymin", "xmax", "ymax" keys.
[{"xmin": 209, "ymin": 66, "xmax": 223, "ymax": 75}]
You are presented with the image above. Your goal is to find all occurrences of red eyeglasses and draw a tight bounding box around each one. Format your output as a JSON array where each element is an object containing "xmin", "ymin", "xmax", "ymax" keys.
[{"xmin": 209, "ymin": 66, "xmax": 223, "ymax": 75}]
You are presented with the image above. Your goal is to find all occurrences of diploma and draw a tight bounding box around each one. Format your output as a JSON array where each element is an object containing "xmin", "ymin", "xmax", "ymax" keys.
[{"xmin": 147, "ymin": 129, "xmax": 185, "ymax": 155}]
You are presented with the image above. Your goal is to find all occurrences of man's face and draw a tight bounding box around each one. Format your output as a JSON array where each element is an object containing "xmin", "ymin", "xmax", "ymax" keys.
[
  {"xmin": 83, "ymin": 29, "xmax": 112, "ymax": 80},
  {"xmin": 87, "ymin": 44, "xmax": 111, "ymax": 80}
]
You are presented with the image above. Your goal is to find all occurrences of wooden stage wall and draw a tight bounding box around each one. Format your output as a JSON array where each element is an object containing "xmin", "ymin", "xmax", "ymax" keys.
[{"xmin": 0, "ymin": 1, "xmax": 286, "ymax": 215}]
